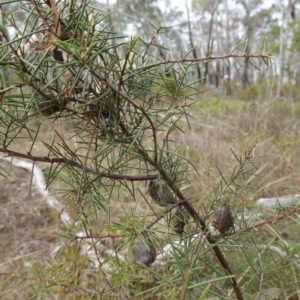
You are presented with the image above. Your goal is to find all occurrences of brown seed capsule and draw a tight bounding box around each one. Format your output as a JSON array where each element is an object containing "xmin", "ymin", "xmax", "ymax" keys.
[
  {"xmin": 148, "ymin": 180, "xmax": 176, "ymax": 207},
  {"xmin": 52, "ymin": 48, "xmax": 64, "ymax": 62},
  {"xmin": 212, "ymin": 204, "xmax": 234, "ymax": 235},
  {"xmin": 170, "ymin": 207, "xmax": 189, "ymax": 234},
  {"xmin": 132, "ymin": 232, "xmax": 156, "ymax": 267}
]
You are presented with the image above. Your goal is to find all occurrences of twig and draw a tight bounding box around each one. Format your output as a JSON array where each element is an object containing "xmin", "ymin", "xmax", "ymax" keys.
[
  {"xmin": 0, "ymin": 149, "xmax": 158, "ymax": 181},
  {"xmin": 142, "ymin": 25, "xmax": 163, "ymax": 61},
  {"xmin": 215, "ymin": 144, "xmax": 257, "ymax": 204},
  {"xmin": 145, "ymin": 202, "xmax": 180, "ymax": 230},
  {"xmin": 75, "ymin": 234, "xmax": 121, "ymax": 240},
  {"xmin": 180, "ymin": 232, "xmax": 209, "ymax": 300},
  {"xmin": 138, "ymin": 53, "xmax": 273, "ymax": 73},
  {"xmin": 254, "ymin": 242, "xmax": 264, "ymax": 300},
  {"xmin": 239, "ymin": 206, "xmax": 300, "ymax": 233},
  {"xmin": 79, "ymin": 204, "xmax": 112, "ymax": 288}
]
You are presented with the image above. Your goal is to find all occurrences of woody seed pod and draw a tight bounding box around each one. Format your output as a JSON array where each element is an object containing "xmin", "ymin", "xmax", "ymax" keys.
[
  {"xmin": 132, "ymin": 231, "xmax": 156, "ymax": 267},
  {"xmin": 170, "ymin": 207, "xmax": 189, "ymax": 234},
  {"xmin": 148, "ymin": 180, "xmax": 176, "ymax": 207},
  {"xmin": 212, "ymin": 204, "xmax": 234, "ymax": 235}
]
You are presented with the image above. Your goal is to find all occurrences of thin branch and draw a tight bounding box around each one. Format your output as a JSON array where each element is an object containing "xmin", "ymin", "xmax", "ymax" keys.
[
  {"xmin": 180, "ymin": 232, "xmax": 210, "ymax": 300},
  {"xmin": 75, "ymin": 234, "xmax": 121, "ymax": 240},
  {"xmin": 137, "ymin": 53, "xmax": 272, "ymax": 73},
  {"xmin": 215, "ymin": 144, "xmax": 257, "ymax": 204},
  {"xmin": 0, "ymin": 149, "xmax": 157, "ymax": 181},
  {"xmin": 206, "ymin": 143, "xmax": 258, "ymax": 216},
  {"xmin": 254, "ymin": 243, "xmax": 264, "ymax": 300},
  {"xmin": 142, "ymin": 25, "xmax": 163, "ymax": 61},
  {"xmin": 79, "ymin": 204, "xmax": 112, "ymax": 288},
  {"xmin": 145, "ymin": 202, "xmax": 181, "ymax": 230},
  {"xmin": 212, "ymin": 206, "xmax": 300, "ymax": 239},
  {"xmin": 240, "ymin": 206, "xmax": 300, "ymax": 233},
  {"xmin": 30, "ymin": 0, "xmax": 59, "ymax": 37}
]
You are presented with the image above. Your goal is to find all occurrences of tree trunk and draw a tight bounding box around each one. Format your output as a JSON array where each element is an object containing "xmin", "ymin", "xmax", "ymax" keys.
[
  {"xmin": 204, "ymin": 10, "xmax": 216, "ymax": 83},
  {"xmin": 242, "ymin": 55, "xmax": 249, "ymax": 89},
  {"xmin": 225, "ymin": 0, "xmax": 231, "ymax": 79},
  {"xmin": 276, "ymin": 0, "xmax": 284, "ymax": 98},
  {"xmin": 185, "ymin": 0, "xmax": 201, "ymax": 80}
]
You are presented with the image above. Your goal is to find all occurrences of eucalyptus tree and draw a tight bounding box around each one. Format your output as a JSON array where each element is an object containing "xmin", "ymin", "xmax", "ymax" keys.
[
  {"xmin": 192, "ymin": 0, "xmax": 221, "ymax": 83},
  {"xmin": 237, "ymin": 0, "xmax": 274, "ymax": 88}
]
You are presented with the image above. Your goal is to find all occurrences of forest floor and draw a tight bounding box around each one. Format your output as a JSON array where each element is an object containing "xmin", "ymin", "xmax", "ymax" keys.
[{"xmin": 0, "ymin": 162, "xmax": 58, "ymax": 262}]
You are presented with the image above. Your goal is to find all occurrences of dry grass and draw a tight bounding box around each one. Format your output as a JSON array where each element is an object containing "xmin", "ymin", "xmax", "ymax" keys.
[{"xmin": 182, "ymin": 93, "xmax": 300, "ymax": 202}]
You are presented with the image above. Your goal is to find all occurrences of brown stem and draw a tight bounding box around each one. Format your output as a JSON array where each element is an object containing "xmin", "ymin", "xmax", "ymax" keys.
[
  {"xmin": 0, "ymin": 148, "xmax": 157, "ymax": 181},
  {"xmin": 75, "ymin": 234, "xmax": 121, "ymax": 240},
  {"xmin": 145, "ymin": 202, "xmax": 179, "ymax": 230},
  {"xmin": 137, "ymin": 53, "xmax": 272, "ymax": 74},
  {"xmin": 240, "ymin": 206, "xmax": 300, "ymax": 233},
  {"xmin": 142, "ymin": 26, "xmax": 163, "ymax": 62},
  {"xmin": 79, "ymin": 204, "xmax": 112, "ymax": 288}
]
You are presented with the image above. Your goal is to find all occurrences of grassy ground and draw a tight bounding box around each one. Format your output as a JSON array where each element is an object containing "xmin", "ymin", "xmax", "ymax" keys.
[{"xmin": 1, "ymin": 84, "xmax": 300, "ymax": 298}]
